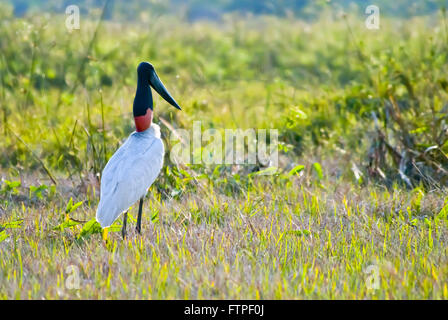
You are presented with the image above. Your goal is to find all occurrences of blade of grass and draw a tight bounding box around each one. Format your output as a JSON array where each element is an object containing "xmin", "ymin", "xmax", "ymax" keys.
[{"xmin": 7, "ymin": 126, "xmax": 58, "ymax": 185}]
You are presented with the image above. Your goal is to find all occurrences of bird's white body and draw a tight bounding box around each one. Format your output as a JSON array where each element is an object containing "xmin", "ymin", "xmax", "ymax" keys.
[{"xmin": 96, "ymin": 124, "xmax": 164, "ymax": 228}]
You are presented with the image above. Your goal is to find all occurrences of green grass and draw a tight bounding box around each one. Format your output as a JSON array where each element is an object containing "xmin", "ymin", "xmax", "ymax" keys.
[
  {"xmin": 0, "ymin": 172, "xmax": 447, "ymax": 299},
  {"xmin": 0, "ymin": 3, "xmax": 447, "ymax": 299}
]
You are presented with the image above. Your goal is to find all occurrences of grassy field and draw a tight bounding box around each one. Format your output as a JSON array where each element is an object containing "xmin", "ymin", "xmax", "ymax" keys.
[{"xmin": 0, "ymin": 3, "xmax": 447, "ymax": 299}]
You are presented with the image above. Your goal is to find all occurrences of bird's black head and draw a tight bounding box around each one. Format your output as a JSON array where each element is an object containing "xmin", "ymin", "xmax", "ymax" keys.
[
  {"xmin": 137, "ymin": 61, "xmax": 154, "ymax": 78},
  {"xmin": 133, "ymin": 61, "xmax": 181, "ymax": 118}
]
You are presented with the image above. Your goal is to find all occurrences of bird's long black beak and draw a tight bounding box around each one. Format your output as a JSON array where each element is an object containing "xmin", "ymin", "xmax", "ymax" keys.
[{"xmin": 149, "ymin": 69, "xmax": 182, "ymax": 110}]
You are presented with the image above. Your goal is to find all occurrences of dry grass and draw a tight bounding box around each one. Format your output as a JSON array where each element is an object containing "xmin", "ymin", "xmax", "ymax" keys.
[{"xmin": 1, "ymin": 167, "xmax": 447, "ymax": 299}]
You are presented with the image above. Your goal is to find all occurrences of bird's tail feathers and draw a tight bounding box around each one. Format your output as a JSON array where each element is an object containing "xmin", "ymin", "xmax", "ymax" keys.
[{"xmin": 96, "ymin": 202, "xmax": 120, "ymax": 228}]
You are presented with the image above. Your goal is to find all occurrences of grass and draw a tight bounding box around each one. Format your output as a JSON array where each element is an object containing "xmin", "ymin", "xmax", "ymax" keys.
[
  {"xmin": 0, "ymin": 3, "xmax": 447, "ymax": 299},
  {"xmin": 0, "ymin": 170, "xmax": 447, "ymax": 299}
]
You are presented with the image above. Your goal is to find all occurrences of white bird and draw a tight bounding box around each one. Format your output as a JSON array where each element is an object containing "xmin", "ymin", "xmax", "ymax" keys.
[{"xmin": 96, "ymin": 62, "xmax": 181, "ymax": 238}]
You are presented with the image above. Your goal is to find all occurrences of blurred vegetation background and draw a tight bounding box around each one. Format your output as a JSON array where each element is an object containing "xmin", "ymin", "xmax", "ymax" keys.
[
  {"xmin": 0, "ymin": 0, "xmax": 447, "ymax": 190},
  {"xmin": 6, "ymin": 0, "xmax": 448, "ymax": 19}
]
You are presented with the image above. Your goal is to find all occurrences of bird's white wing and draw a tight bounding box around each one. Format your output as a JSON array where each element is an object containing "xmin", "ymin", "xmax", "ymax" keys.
[{"xmin": 96, "ymin": 135, "xmax": 164, "ymax": 228}]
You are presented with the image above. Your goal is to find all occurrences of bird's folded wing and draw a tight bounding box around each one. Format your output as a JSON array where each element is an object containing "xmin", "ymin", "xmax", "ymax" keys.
[{"xmin": 96, "ymin": 138, "xmax": 164, "ymax": 228}]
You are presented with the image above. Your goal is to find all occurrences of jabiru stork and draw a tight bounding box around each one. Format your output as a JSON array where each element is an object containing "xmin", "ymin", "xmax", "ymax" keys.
[{"xmin": 96, "ymin": 61, "xmax": 181, "ymax": 239}]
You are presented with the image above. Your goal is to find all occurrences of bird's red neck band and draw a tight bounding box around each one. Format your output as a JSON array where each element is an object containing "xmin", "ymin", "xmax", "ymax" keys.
[{"xmin": 134, "ymin": 109, "xmax": 153, "ymax": 132}]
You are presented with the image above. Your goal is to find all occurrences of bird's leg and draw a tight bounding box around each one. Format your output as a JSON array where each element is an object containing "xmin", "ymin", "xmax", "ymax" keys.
[
  {"xmin": 121, "ymin": 211, "xmax": 128, "ymax": 240},
  {"xmin": 136, "ymin": 198, "xmax": 143, "ymax": 234}
]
